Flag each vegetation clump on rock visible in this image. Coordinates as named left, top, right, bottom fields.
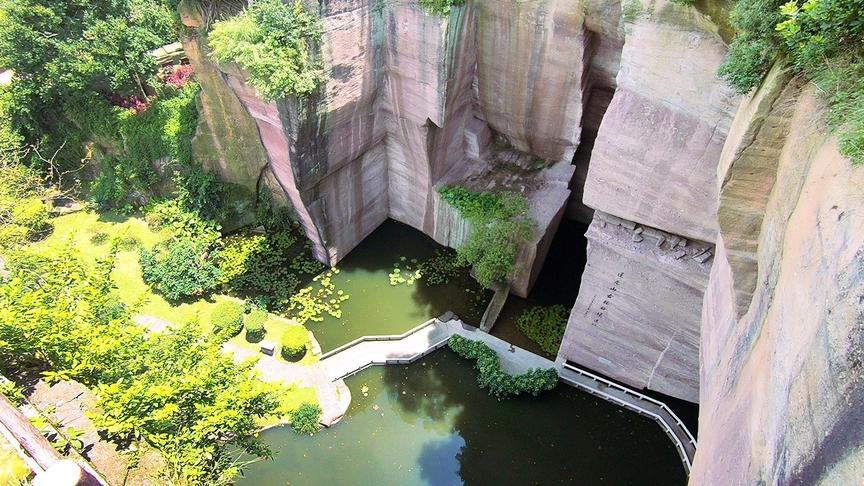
left=516, top=304, right=569, bottom=357
left=447, top=335, right=558, bottom=399
left=209, top=0, right=323, bottom=100
left=418, top=0, right=465, bottom=16
left=719, top=0, right=864, bottom=164
left=438, top=186, right=534, bottom=289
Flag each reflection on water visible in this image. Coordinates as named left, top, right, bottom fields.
left=308, top=220, right=491, bottom=352
left=237, top=350, right=687, bottom=485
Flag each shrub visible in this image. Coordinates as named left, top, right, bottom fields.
left=418, top=0, right=465, bottom=16
left=447, top=335, right=558, bottom=399
left=114, top=235, right=141, bottom=251
left=245, top=309, right=268, bottom=343
left=90, top=232, right=109, bottom=245
left=516, top=305, right=569, bottom=356
left=209, top=0, right=323, bottom=101
left=280, top=326, right=308, bottom=361
left=12, top=197, right=50, bottom=236
left=289, top=402, right=321, bottom=435
left=140, top=238, right=221, bottom=301
left=718, top=0, right=864, bottom=165
left=211, top=301, right=246, bottom=339
left=438, top=186, right=534, bottom=288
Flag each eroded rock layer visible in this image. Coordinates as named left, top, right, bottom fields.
left=693, top=79, right=864, bottom=484
left=558, top=0, right=736, bottom=402
left=583, top=0, right=739, bottom=243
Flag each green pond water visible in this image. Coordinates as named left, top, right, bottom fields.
left=236, top=349, right=687, bottom=485
left=307, top=220, right=491, bottom=352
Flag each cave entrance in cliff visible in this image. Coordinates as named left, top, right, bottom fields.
left=489, top=218, right=590, bottom=357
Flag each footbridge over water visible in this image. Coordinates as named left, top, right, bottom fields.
left=317, top=314, right=697, bottom=473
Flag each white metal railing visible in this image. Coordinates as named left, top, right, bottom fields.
left=320, top=318, right=439, bottom=360
left=333, top=336, right=452, bottom=381
left=561, top=362, right=696, bottom=473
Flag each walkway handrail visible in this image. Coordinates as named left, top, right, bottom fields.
left=320, top=318, right=438, bottom=360
left=331, top=334, right=452, bottom=381
left=561, top=362, right=696, bottom=473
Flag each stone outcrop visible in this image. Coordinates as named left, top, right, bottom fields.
left=559, top=211, right=711, bottom=402
left=583, top=0, right=739, bottom=243
left=692, top=77, right=864, bottom=483
left=558, top=0, right=736, bottom=402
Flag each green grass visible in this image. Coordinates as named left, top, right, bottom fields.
left=38, top=210, right=322, bottom=425
left=226, top=315, right=320, bottom=365
left=36, top=211, right=217, bottom=326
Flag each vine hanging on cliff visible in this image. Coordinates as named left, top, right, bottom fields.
left=438, top=186, right=533, bottom=289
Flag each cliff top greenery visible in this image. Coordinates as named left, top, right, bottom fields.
left=0, top=0, right=177, bottom=162
left=418, top=0, right=465, bottom=16
left=208, top=0, right=323, bottom=101
left=719, top=0, right=864, bottom=165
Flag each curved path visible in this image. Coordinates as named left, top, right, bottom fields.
left=317, top=314, right=697, bottom=473
left=220, top=311, right=696, bottom=472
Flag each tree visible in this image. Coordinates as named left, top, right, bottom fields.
left=0, top=246, right=288, bottom=485
left=0, top=0, right=177, bottom=157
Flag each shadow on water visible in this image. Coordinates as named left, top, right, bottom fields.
left=237, top=350, right=687, bottom=485
left=492, top=219, right=589, bottom=357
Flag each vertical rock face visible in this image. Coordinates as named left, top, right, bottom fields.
left=560, top=212, right=711, bottom=402
left=475, top=0, right=586, bottom=162
left=583, top=0, right=739, bottom=243
left=558, top=0, right=736, bottom=402
left=693, top=78, right=864, bottom=484
left=183, top=0, right=589, bottom=296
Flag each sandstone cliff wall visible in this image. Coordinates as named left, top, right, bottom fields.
left=558, top=0, right=736, bottom=402
left=692, top=74, right=864, bottom=484
left=182, top=0, right=587, bottom=296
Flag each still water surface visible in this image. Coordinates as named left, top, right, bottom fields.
left=237, top=350, right=687, bottom=485
left=308, top=220, right=490, bottom=352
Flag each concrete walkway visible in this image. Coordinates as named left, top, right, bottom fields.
left=320, top=316, right=555, bottom=381
left=223, top=343, right=350, bottom=427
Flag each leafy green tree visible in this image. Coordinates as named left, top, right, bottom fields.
left=718, top=0, right=864, bottom=164
left=94, top=321, right=283, bottom=485
left=0, top=0, right=177, bottom=146
left=438, top=186, right=534, bottom=288
left=208, top=0, right=323, bottom=100
left=0, top=246, right=290, bottom=485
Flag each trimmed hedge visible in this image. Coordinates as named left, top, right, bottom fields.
left=290, top=402, right=322, bottom=435
left=244, top=309, right=268, bottom=343
left=280, top=326, right=308, bottom=361
left=447, top=335, right=558, bottom=399
left=211, top=301, right=245, bottom=340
